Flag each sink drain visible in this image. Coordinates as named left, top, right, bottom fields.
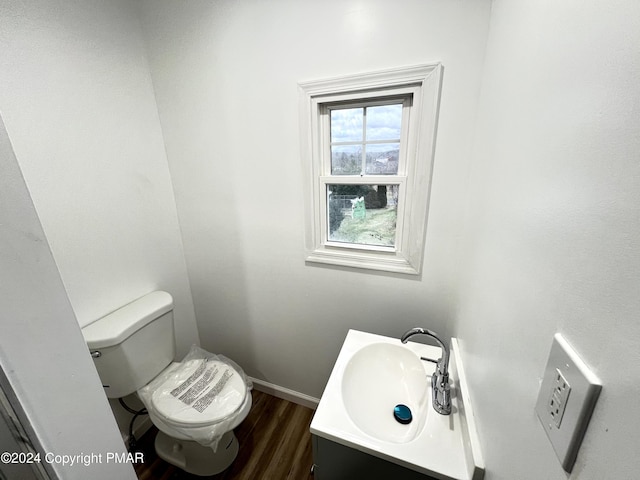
left=393, top=404, right=412, bottom=424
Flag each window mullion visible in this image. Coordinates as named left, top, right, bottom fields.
left=320, top=175, right=405, bottom=185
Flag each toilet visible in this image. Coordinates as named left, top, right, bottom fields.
left=81, top=291, right=252, bottom=476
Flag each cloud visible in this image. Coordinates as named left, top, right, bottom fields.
left=330, top=104, right=402, bottom=143
left=331, top=108, right=363, bottom=142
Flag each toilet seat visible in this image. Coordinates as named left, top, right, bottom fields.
left=150, top=359, right=248, bottom=429
left=137, top=347, right=253, bottom=452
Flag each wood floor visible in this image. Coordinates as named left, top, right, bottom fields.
left=134, top=390, right=315, bottom=480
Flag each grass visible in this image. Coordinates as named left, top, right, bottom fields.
left=330, top=206, right=397, bottom=246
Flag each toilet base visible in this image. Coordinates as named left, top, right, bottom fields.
left=154, top=429, right=239, bottom=476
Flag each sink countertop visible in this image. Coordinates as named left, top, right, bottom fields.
left=310, top=329, right=484, bottom=480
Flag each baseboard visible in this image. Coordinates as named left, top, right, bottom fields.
left=249, top=377, right=319, bottom=410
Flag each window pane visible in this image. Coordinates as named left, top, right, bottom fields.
left=366, top=104, right=402, bottom=141
left=327, top=184, right=398, bottom=247
left=365, top=143, right=399, bottom=175
left=331, top=108, right=363, bottom=143
left=331, top=145, right=362, bottom=175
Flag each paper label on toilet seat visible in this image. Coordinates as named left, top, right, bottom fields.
left=167, top=359, right=236, bottom=414
left=169, top=359, right=208, bottom=397
left=141, top=347, right=251, bottom=429
left=176, top=365, right=219, bottom=405
left=192, top=369, right=233, bottom=413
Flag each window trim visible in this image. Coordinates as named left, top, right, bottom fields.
left=299, top=64, right=443, bottom=275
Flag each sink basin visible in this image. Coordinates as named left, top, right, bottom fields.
left=341, top=342, right=429, bottom=443
left=311, top=330, right=485, bottom=479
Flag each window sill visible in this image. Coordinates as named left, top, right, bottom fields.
left=304, top=247, right=420, bottom=275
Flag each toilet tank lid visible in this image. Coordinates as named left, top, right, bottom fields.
left=82, top=291, right=173, bottom=349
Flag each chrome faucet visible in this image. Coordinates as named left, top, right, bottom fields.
left=401, top=327, right=451, bottom=415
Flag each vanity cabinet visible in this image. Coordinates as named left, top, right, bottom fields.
left=312, top=435, right=438, bottom=480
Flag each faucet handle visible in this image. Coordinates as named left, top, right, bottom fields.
left=420, top=356, right=439, bottom=364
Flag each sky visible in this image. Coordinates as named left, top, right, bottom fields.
left=330, top=104, right=402, bottom=144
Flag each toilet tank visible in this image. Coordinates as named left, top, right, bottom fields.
left=81, top=291, right=176, bottom=398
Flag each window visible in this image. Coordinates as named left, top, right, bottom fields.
left=299, top=64, right=443, bottom=275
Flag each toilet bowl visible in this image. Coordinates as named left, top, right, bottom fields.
left=137, top=354, right=253, bottom=475
left=81, top=291, right=252, bottom=476
left=138, top=355, right=253, bottom=475
left=143, top=367, right=252, bottom=476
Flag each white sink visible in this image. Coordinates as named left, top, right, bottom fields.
left=310, top=329, right=485, bottom=480
left=341, top=342, right=429, bottom=443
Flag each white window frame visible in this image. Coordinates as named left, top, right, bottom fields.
left=298, top=64, right=443, bottom=275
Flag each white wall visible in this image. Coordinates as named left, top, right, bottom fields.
left=0, top=0, right=201, bottom=444
left=6, top=1, right=636, bottom=477
left=137, top=0, right=492, bottom=398
left=454, top=1, right=640, bottom=478
left=0, top=0, right=199, bottom=356
left=0, top=115, right=136, bottom=480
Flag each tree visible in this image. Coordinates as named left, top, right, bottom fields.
left=328, top=195, right=344, bottom=234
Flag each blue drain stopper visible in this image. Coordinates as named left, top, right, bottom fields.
left=393, top=404, right=413, bottom=424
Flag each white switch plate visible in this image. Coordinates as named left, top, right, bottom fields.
left=535, top=333, right=601, bottom=472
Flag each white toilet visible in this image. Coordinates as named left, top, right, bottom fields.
left=81, top=291, right=252, bottom=476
